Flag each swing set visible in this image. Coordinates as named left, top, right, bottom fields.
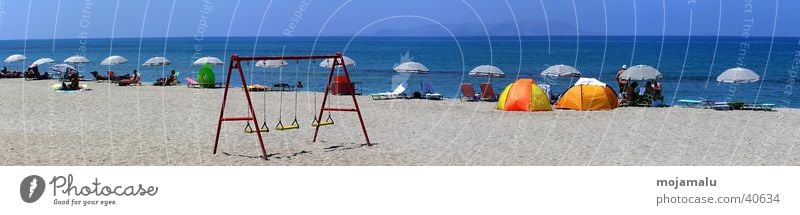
left=212, top=52, right=371, bottom=160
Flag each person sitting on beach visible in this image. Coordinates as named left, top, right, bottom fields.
left=616, top=65, right=628, bottom=94
left=296, top=80, right=303, bottom=89
left=25, top=67, right=49, bottom=80
left=118, top=70, right=141, bottom=86
left=625, top=82, right=638, bottom=102
left=651, top=80, right=663, bottom=101
left=61, top=71, right=80, bottom=90
left=155, top=70, right=178, bottom=86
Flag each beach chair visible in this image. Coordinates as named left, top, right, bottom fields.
left=370, top=82, right=407, bottom=100
left=743, top=103, right=775, bottom=111
left=91, top=71, right=109, bottom=82
left=185, top=77, right=199, bottom=88
left=421, top=80, right=443, bottom=100
left=107, top=71, right=126, bottom=83
left=677, top=99, right=702, bottom=108
left=479, top=83, right=496, bottom=101
left=712, top=102, right=732, bottom=111
left=459, top=83, right=480, bottom=102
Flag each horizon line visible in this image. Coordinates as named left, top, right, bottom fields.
left=1, top=34, right=798, bottom=41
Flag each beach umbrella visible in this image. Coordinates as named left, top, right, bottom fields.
left=394, top=61, right=430, bottom=74
left=142, top=56, right=171, bottom=66
left=717, top=67, right=760, bottom=101
left=101, top=55, right=128, bottom=65
left=619, top=65, right=662, bottom=80
left=469, top=65, right=505, bottom=78
left=716, top=67, right=759, bottom=84
left=193, top=56, right=224, bottom=65
left=50, top=64, right=78, bottom=80
left=255, top=60, right=288, bottom=68
left=64, top=55, right=90, bottom=64
left=541, top=64, right=581, bottom=77
left=320, top=56, right=355, bottom=68
left=29, top=58, right=55, bottom=67
left=4, top=54, right=27, bottom=63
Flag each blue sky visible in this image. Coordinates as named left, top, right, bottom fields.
left=0, top=0, right=797, bottom=40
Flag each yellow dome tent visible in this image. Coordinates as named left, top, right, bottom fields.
left=555, top=78, right=618, bottom=111
left=496, top=78, right=552, bottom=111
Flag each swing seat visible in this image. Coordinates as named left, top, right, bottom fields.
left=275, top=120, right=300, bottom=131
left=312, top=121, right=334, bottom=127
left=276, top=124, right=300, bottom=130
left=243, top=128, right=268, bottom=133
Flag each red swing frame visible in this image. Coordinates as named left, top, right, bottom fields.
left=212, top=52, right=371, bottom=160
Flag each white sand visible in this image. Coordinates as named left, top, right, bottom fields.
left=1, top=78, right=798, bottom=166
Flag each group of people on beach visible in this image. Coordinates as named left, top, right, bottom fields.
left=0, top=67, right=24, bottom=78
left=88, top=69, right=178, bottom=87
left=615, top=65, right=663, bottom=106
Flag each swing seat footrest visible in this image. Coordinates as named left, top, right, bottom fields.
left=222, top=116, right=254, bottom=121
left=322, top=108, right=357, bottom=112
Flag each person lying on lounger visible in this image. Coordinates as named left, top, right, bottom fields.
left=154, top=70, right=178, bottom=86
left=118, top=70, right=141, bottom=86
left=0, top=67, right=22, bottom=78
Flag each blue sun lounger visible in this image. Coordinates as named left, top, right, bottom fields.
left=677, top=99, right=702, bottom=108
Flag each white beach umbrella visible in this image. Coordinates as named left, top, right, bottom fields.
left=716, top=67, right=759, bottom=84
left=101, top=55, right=128, bottom=66
left=469, top=65, right=505, bottom=78
left=717, top=67, right=760, bottom=101
left=63, top=55, right=90, bottom=64
left=541, top=64, right=581, bottom=77
left=4, top=54, right=27, bottom=63
left=30, top=58, right=55, bottom=67
left=394, top=61, right=430, bottom=74
left=50, top=64, right=78, bottom=80
left=142, top=56, right=171, bottom=66
left=320, top=56, right=355, bottom=68
left=193, top=56, right=224, bottom=65
left=620, top=65, right=662, bottom=80
left=573, top=77, right=607, bottom=87
left=255, top=60, right=288, bottom=68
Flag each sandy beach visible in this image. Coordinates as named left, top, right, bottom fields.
left=0, top=78, right=797, bottom=166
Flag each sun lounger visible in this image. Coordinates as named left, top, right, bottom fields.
left=421, top=80, right=443, bottom=100
left=677, top=99, right=702, bottom=108
left=185, top=77, right=200, bottom=88
left=479, top=83, right=496, bottom=101
left=91, top=71, right=109, bottom=82
left=370, top=82, right=407, bottom=100
left=185, top=77, right=222, bottom=88
left=460, top=83, right=480, bottom=102
left=742, top=103, right=775, bottom=111
left=712, top=102, right=732, bottom=111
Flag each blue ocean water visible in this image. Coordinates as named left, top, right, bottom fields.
left=1, top=36, right=798, bottom=107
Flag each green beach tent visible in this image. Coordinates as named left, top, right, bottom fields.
left=197, top=63, right=215, bottom=88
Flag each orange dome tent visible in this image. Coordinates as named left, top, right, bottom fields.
left=555, top=78, right=618, bottom=111
left=496, top=78, right=552, bottom=111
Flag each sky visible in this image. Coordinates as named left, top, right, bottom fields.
left=0, top=0, right=797, bottom=40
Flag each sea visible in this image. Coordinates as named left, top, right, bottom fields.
left=1, top=36, right=798, bottom=107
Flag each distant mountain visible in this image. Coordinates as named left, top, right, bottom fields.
left=368, top=21, right=585, bottom=36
